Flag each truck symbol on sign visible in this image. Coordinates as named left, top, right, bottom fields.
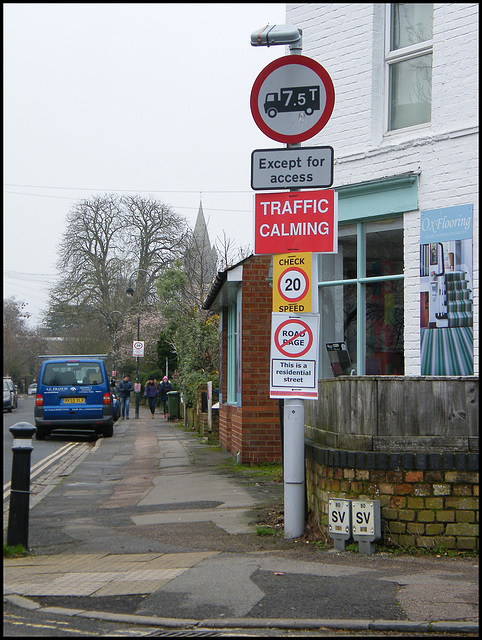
left=264, top=86, right=320, bottom=118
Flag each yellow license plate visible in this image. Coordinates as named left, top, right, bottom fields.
left=64, top=398, right=85, bottom=404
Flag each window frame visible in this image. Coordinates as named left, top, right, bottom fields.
left=318, top=217, right=405, bottom=376
left=385, top=3, right=433, bottom=133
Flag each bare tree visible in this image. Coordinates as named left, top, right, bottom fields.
left=44, top=193, right=190, bottom=380
left=61, top=321, right=111, bottom=355
left=47, top=194, right=189, bottom=326
left=215, top=230, right=252, bottom=270
left=50, top=194, right=124, bottom=319
left=120, top=194, right=190, bottom=305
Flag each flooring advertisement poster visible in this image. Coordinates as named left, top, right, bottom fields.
left=420, top=204, right=473, bottom=375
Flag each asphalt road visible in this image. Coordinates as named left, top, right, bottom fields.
left=3, top=395, right=97, bottom=490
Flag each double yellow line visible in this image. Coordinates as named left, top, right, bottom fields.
left=3, top=443, right=80, bottom=500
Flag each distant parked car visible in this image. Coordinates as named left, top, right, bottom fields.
left=28, top=383, right=37, bottom=395
left=3, top=379, right=15, bottom=412
left=3, top=377, right=18, bottom=410
left=112, top=390, right=121, bottom=421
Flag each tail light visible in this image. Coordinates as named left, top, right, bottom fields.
left=36, top=394, right=43, bottom=406
left=103, top=393, right=111, bottom=405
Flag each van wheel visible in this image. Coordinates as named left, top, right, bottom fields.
left=103, top=423, right=114, bottom=437
left=35, top=427, right=46, bottom=440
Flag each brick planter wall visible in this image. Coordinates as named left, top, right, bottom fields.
left=306, top=444, right=479, bottom=550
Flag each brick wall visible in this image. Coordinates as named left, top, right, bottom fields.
left=306, top=445, right=479, bottom=550
left=217, top=256, right=282, bottom=464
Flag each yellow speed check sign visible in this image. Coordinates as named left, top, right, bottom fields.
left=272, top=252, right=312, bottom=313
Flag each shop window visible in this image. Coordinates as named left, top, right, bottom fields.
left=386, top=3, right=433, bottom=131
left=318, top=218, right=404, bottom=376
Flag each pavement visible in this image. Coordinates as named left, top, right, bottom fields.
left=3, top=408, right=479, bottom=635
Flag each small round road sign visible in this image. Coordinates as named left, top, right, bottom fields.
left=251, top=55, right=335, bottom=144
left=274, top=318, right=313, bottom=358
left=278, top=267, right=309, bottom=304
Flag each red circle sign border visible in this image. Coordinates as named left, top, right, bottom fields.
left=274, top=318, right=313, bottom=358
left=250, top=55, right=335, bottom=144
left=277, top=266, right=309, bottom=303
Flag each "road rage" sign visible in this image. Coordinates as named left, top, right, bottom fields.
left=270, top=313, right=319, bottom=399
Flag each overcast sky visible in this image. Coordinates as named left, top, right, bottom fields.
left=4, top=3, right=287, bottom=327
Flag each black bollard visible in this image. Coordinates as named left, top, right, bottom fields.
left=7, top=422, right=36, bottom=549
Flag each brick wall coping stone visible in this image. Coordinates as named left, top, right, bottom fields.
left=306, top=442, right=479, bottom=472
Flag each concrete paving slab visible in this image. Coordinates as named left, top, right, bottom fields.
left=132, top=507, right=258, bottom=534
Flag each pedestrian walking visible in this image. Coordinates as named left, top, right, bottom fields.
left=118, top=374, right=134, bottom=419
left=154, top=379, right=160, bottom=408
left=144, top=375, right=160, bottom=419
left=158, top=375, right=172, bottom=418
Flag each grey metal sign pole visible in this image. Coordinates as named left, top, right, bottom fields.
left=284, top=31, right=306, bottom=539
left=251, top=24, right=306, bottom=538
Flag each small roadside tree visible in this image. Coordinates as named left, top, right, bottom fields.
left=3, top=298, right=48, bottom=388
left=156, top=262, right=218, bottom=408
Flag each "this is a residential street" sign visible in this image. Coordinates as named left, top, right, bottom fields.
left=270, top=313, right=319, bottom=399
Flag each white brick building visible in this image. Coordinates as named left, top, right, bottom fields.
left=285, top=3, right=478, bottom=377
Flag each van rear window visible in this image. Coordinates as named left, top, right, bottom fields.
left=42, top=363, right=104, bottom=386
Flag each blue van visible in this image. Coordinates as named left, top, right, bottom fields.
left=34, top=355, right=117, bottom=440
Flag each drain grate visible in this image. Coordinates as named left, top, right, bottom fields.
left=146, top=630, right=220, bottom=638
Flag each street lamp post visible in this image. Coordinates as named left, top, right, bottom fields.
left=126, top=269, right=151, bottom=419
left=107, top=311, right=123, bottom=381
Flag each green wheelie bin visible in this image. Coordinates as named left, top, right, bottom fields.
left=167, top=390, right=180, bottom=420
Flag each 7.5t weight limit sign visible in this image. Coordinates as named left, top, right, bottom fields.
left=251, top=55, right=335, bottom=144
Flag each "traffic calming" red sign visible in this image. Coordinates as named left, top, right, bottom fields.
left=254, top=189, right=338, bottom=255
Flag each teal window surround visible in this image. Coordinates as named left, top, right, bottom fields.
left=226, top=302, right=237, bottom=404
left=317, top=173, right=418, bottom=374
left=336, top=172, right=419, bottom=222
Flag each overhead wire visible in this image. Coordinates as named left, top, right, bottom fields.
left=4, top=183, right=253, bottom=212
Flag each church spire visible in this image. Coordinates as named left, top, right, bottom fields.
left=185, top=199, right=218, bottom=288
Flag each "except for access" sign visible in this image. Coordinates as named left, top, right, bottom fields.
left=254, top=189, right=338, bottom=255
left=270, top=313, right=319, bottom=399
left=251, top=147, right=334, bottom=191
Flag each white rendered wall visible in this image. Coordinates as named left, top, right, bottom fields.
left=286, top=3, right=479, bottom=375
